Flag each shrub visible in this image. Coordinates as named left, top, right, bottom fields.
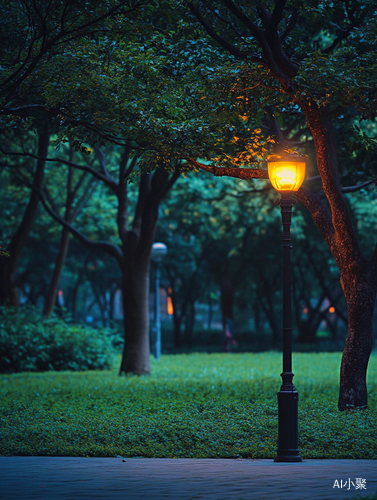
left=0, top=306, right=115, bottom=373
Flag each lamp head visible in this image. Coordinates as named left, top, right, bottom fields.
left=151, top=242, right=168, bottom=262
left=267, top=153, right=306, bottom=192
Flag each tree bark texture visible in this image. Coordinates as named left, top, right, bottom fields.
left=338, top=267, right=377, bottom=410
left=119, top=257, right=152, bottom=374
left=118, top=167, right=178, bottom=374
left=0, top=131, right=50, bottom=307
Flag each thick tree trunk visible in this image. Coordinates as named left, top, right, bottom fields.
left=297, top=103, right=377, bottom=409
left=119, top=257, right=151, bottom=375
left=338, top=267, right=377, bottom=410
left=0, top=132, right=50, bottom=307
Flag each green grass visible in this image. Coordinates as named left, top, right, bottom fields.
left=0, top=352, right=376, bottom=459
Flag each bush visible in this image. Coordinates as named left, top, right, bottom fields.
left=0, top=306, right=115, bottom=373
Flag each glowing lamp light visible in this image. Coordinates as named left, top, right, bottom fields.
left=329, top=306, right=335, bottom=313
left=267, top=153, right=306, bottom=192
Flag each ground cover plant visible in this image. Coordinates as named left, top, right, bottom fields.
left=0, top=352, right=376, bottom=459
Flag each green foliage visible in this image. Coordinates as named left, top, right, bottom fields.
left=0, top=306, right=115, bottom=373
left=0, top=352, right=376, bottom=458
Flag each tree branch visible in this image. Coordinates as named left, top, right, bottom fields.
left=0, top=146, right=118, bottom=192
left=94, top=147, right=117, bottom=185
left=38, top=189, right=123, bottom=265
left=187, top=159, right=269, bottom=180
left=269, top=0, right=288, bottom=32
left=188, top=2, right=264, bottom=63
left=341, top=178, right=377, bottom=194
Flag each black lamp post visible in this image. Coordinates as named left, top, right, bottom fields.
left=151, top=242, right=168, bottom=360
left=267, top=153, right=306, bottom=462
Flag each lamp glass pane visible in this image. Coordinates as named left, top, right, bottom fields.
left=268, top=161, right=306, bottom=191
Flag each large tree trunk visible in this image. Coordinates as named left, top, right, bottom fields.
left=0, top=132, right=50, bottom=307
left=299, top=103, right=377, bottom=410
left=338, top=267, right=377, bottom=410
left=119, top=255, right=151, bottom=375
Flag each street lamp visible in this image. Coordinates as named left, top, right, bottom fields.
left=267, top=152, right=306, bottom=462
left=151, top=242, right=168, bottom=360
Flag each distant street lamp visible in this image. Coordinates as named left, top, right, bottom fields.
left=151, top=242, right=168, bottom=360
left=267, top=153, right=306, bottom=462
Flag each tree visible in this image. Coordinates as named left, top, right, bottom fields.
left=0, top=0, right=146, bottom=307
left=178, top=1, right=377, bottom=410
left=38, top=147, right=180, bottom=374
left=0, top=0, right=145, bottom=118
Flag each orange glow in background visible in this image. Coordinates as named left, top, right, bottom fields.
left=167, top=297, right=173, bottom=315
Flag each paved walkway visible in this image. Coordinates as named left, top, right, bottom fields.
left=0, top=457, right=376, bottom=500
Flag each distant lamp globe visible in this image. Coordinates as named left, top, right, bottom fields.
left=267, top=153, right=306, bottom=192
left=151, top=242, right=168, bottom=262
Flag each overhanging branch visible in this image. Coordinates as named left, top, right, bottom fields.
left=187, top=159, right=269, bottom=180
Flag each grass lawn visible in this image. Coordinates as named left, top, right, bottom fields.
left=0, top=351, right=376, bottom=459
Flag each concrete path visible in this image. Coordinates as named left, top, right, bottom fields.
left=0, top=457, right=376, bottom=500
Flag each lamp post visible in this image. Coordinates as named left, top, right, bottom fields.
left=151, top=242, right=168, bottom=360
left=267, top=153, right=306, bottom=463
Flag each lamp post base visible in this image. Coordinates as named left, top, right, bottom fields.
left=274, top=387, right=302, bottom=462
left=274, top=453, right=302, bottom=462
